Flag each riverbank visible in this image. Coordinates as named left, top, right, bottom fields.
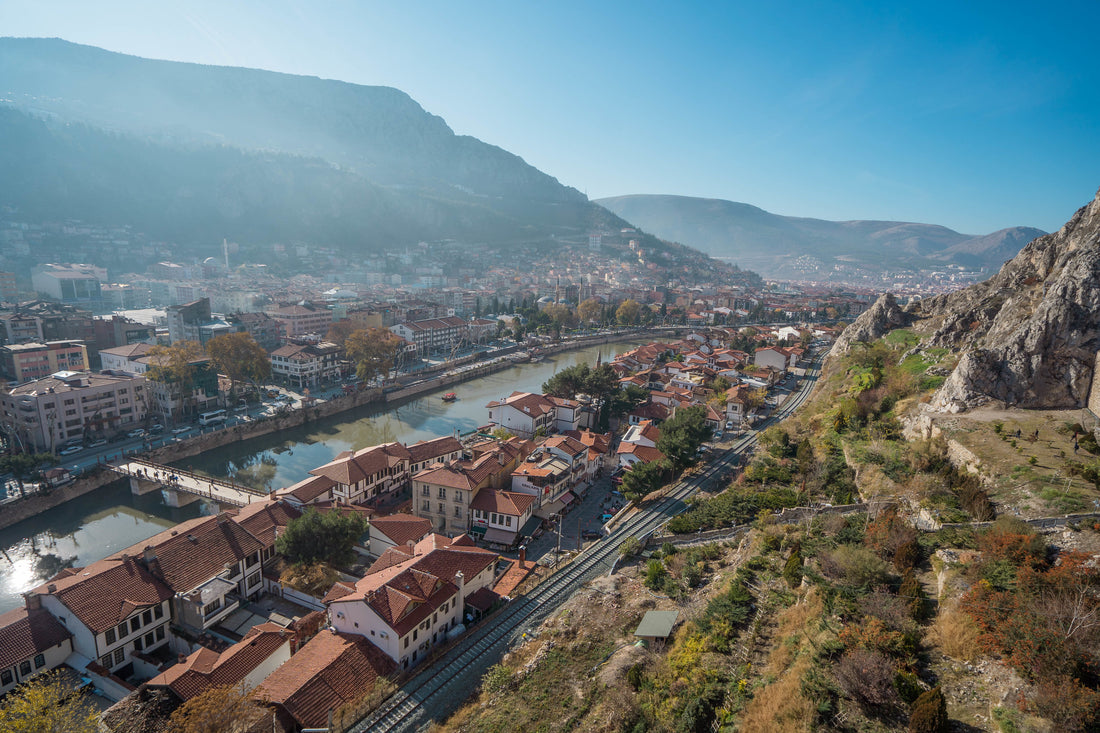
left=0, top=330, right=671, bottom=532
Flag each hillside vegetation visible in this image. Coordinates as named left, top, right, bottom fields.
left=439, top=330, right=1100, bottom=732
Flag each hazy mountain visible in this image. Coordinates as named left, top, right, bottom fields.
left=596, top=194, right=1045, bottom=277
left=0, top=37, right=662, bottom=257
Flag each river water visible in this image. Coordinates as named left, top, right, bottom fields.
left=0, top=340, right=644, bottom=613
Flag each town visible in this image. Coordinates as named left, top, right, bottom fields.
left=0, top=242, right=835, bottom=729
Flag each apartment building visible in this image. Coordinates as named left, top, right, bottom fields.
left=0, top=341, right=89, bottom=382
left=0, top=370, right=148, bottom=451
left=388, top=316, right=467, bottom=357
left=269, top=341, right=343, bottom=389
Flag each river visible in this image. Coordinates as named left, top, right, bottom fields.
left=0, top=340, right=644, bottom=613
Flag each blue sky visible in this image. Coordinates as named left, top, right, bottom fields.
left=2, top=0, right=1097, bottom=233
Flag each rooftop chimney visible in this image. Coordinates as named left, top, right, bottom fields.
left=47, top=584, right=57, bottom=594
left=143, top=545, right=157, bottom=564
left=23, top=592, right=41, bottom=611
left=518, top=547, right=526, bottom=566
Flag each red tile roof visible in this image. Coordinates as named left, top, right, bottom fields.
left=406, top=436, right=463, bottom=464
left=233, top=499, right=302, bottom=547
left=32, top=556, right=173, bottom=634
left=0, top=606, right=72, bottom=671
left=149, top=622, right=291, bottom=701
left=469, top=489, right=536, bottom=516
left=310, top=443, right=411, bottom=486
left=258, top=631, right=395, bottom=730
left=369, top=514, right=432, bottom=546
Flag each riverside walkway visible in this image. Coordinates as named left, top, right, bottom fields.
left=107, top=458, right=267, bottom=507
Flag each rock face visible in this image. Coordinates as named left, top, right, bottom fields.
left=834, top=293, right=911, bottom=355
left=913, top=188, right=1100, bottom=412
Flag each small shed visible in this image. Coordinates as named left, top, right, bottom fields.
left=634, top=610, right=679, bottom=646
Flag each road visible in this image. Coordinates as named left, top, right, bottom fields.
left=351, top=346, right=830, bottom=733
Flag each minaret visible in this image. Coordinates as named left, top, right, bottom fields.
left=223, top=238, right=230, bottom=276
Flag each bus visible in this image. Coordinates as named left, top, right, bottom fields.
left=198, top=409, right=227, bottom=426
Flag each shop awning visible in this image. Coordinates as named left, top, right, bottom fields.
left=561, top=492, right=576, bottom=506
left=483, top=527, right=518, bottom=546
left=520, top=516, right=542, bottom=537
left=535, top=498, right=566, bottom=519
left=468, top=525, right=487, bottom=536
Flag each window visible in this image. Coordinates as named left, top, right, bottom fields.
left=154, top=604, right=164, bottom=620
left=131, top=617, right=140, bottom=633
left=106, top=628, right=116, bottom=645
left=145, top=632, right=154, bottom=647
left=413, top=629, right=418, bottom=641
left=155, top=626, right=165, bottom=641
left=421, top=486, right=429, bottom=496
left=19, top=661, right=31, bottom=677
left=421, top=500, right=430, bottom=512
left=114, top=649, right=124, bottom=665
left=117, top=622, right=127, bottom=639
left=133, top=637, right=142, bottom=652
left=1, top=669, right=12, bottom=686
left=404, top=637, right=409, bottom=649
left=142, top=609, right=152, bottom=625
left=96, top=658, right=110, bottom=673
left=437, top=487, right=447, bottom=499
left=34, top=654, right=44, bottom=669
left=506, top=516, right=513, bottom=527
left=454, top=506, right=462, bottom=518
left=203, top=599, right=222, bottom=616
left=437, top=503, right=444, bottom=514
left=247, top=572, right=260, bottom=587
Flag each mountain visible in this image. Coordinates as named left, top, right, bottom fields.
left=595, top=193, right=1045, bottom=277
left=0, top=37, right=675, bottom=259
left=839, top=187, right=1100, bottom=412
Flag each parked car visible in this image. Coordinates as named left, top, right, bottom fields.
left=582, top=530, right=602, bottom=540
left=59, top=445, right=82, bottom=456
left=171, top=426, right=191, bottom=434
left=725, top=421, right=734, bottom=430
left=88, top=438, right=107, bottom=448
left=600, top=514, right=614, bottom=523
left=149, top=424, right=164, bottom=433
left=127, top=428, right=146, bottom=439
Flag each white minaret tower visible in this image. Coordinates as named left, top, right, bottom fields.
left=223, top=238, right=230, bottom=276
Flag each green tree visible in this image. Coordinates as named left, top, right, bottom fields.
left=909, top=687, right=948, bottom=733
left=615, top=299, right=642, bottom=325
left=0, top=453, right=58, bottom=497
left=0, top=669, right=99, bottom=733
left=542, top=363, right=591, bottom=398
left=621, top=460, right=665, bottom=501
left=657, top=405, right=712, bottom=470
left=275, top=508, right=369, bottom=566
left=345, top=327, right=404, bottom=383
left=205, top=332, right=270, bottom=400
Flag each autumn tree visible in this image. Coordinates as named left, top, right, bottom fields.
left=0, top=670, right=99, bottom=733
left=325, top=318, right=359, bottom=347
left=206, top=332, right=270, bottom=400
left=344, top=327, right=405, bottom=383
left=615, top=299, right=642, bottom=326
left=577, top=298, right=602, bottom=325
left=146, top=341, right=204, bottom=416
left=167, top=683, right=268, bottom=733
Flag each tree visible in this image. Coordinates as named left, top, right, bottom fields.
left=0, top=453, right=57, bottom=497
left=621, top=460, right=665, bottom=501
left=345, top=327, right=404, bottom=383
left=325, top=319, right=359, bottom=347
left=206, top=332, right=270, bottom=400
left=577, top=298, right=601, bottom=325
left=909, top=687, right=948, bottom=733
left=275, top=508, right=369, bottom=566
left=615, top=299, right=642, bottom=326
left=542, top=363, right=591, bottom=398
left=657, top=405, right=711, bottom=470
left=146, top=341, right=204, bottom=417
left=0, top=669, right=99, bottom=733
left=167, top=683, right=268, bottom=733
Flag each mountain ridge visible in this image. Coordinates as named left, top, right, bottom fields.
left=596, top=193, right=1046, bottom=276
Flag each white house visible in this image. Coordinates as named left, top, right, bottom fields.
left=0, top=605, right=74, bottom=695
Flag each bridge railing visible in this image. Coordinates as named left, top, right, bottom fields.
left=110, top=458, right=266, bottom=498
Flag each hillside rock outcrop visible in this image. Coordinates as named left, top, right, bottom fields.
left=834, top=293, right=911, bottom=355
left=912, top=188, right=1100, bottom=412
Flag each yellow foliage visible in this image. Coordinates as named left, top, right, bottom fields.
left=928, top=607, right=982, bottom=662
left=0, top=670, right=99, bottom=733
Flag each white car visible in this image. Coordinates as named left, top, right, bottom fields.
left=127, top=428, right=147, bottom=439
left=171, top=426, right=191, bottom=434
left=59, top=445, right=82, bottom=456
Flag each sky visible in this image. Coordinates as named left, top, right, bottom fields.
left=2, top=0, right=1098, bottom=234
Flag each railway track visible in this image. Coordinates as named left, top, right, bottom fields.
left=352, top=349, right=830, bottom=732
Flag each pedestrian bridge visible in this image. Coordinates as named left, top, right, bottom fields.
left=107, top=459, right=267, bottom=508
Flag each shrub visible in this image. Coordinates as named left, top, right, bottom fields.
left=894, top=670, right=923, bottom=704
left=899, top=570, right=932, bottom=622
left=481, top=664, right=513, bottom=695
left=783, top=544, right=803, bottom=589
left=834, top=649, right=897, bottom=707
left=645, top=560, right=668, bottom=591
left=821, top=545, right=893, bottom=590
left=619, top=536, right=642, bottom=558
left=909, top=687, right=948, bottom=733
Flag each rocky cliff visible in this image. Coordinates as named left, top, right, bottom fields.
left=912, top=187, right=1100, bottom=412
left=833, top=293, right=911, bottom=355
